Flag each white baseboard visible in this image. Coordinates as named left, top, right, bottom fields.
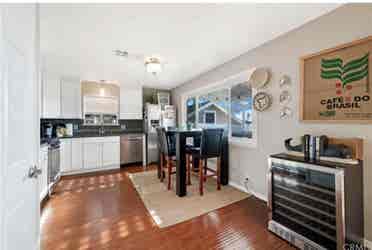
left=365, top=239, right=372, bottom=249
left=39, top=188, right=48, bottom=203
left=253, top=191, right=267, bottom=202
left=35, top=233, right=40, bottom=250
left=229, top=181, right=246, bottom=193
left=229, top=181, right=267, bottom=202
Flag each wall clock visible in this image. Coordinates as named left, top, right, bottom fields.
left=253, top=92, right=272, bottom=111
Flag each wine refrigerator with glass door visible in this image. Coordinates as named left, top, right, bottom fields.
left=268, top=154, right=364, bottom=250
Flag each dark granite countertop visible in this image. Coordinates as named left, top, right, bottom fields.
left=58, top=130, right=144, bottom=139
left=270, top=153, right=361, bottom=169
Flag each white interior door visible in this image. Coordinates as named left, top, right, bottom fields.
left=0, top=4, right=40, bottom=250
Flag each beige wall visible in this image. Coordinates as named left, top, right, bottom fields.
left=172, top=4, right=372, bottom=241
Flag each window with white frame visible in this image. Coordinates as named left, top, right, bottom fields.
left=230, top=83, right=253, bottom=139
left=184, top=74, right=255, bottom=143
left=204, top=111, right=216, bottom=124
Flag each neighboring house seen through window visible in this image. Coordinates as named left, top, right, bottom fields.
left=198, top=88, right=229, bottom=129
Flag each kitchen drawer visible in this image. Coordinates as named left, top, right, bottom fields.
left=83, top=136, right=120, bottom=144
left=102, top=136, right=120, bottom=143
left=83, top=137, right=105, bottom=143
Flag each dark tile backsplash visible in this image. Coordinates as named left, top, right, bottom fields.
left=41, top=118, right=143, bottom=137
left=41, top=118, right=83, bottom=126
left=119, top=119, right=143, bottom=130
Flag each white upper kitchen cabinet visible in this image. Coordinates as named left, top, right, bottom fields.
left=42, top=71, right=60, bottom=118
left=42, top=72, right=82, bottom=119
left=60, top=77, right=82, bottom=119
left=120, top=85, right=143, bottom=119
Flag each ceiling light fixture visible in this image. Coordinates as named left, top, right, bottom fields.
left=145, top=57, right=162, bottom=75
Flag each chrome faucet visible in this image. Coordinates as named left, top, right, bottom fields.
left=99, top=126, right=105, bottom=135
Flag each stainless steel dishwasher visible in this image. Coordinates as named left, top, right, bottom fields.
left=120, top=134, right=143, bottom=165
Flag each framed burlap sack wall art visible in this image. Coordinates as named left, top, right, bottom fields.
left=300, top=36, right=372, bottom=123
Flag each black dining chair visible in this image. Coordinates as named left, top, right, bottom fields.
left=156, top=127, right=165, bottom=179
left=185, top=135, right=201, bottom=184
left=186, top=128, right=224, bottom=195
left=158, top=128, right=177, bottom=190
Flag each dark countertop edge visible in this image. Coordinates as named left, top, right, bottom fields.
left=270, top=153, right=361, bottom=169
left=56, top=131, right=144, bottom=139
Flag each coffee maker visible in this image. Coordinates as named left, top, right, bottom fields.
left=41, top=123, right=54, bottom=139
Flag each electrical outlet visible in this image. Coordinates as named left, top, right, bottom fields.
left=243, top=177, right=251, bottom=193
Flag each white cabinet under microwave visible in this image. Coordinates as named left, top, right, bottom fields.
left=83, top=96, right=119, bottom=125
left=83, top=96, right=119, bottom=114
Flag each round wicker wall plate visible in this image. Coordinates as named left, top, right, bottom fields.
left=249, top=68, right=270, bottom=89
left=253, top=92, right=272, bottom=111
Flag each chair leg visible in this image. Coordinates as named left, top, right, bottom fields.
left=190, top=155, right=196, bottom=172
left=186, top=154, right=191, bottom=185
left=204, top=159, right=207, bottom=182
left=160, top=153, right=164, bottom=182
left=199, top=159, right=204, bottom=196
left=217, top=157, right=221, bottom=190
left=167, top=157, right=172, bottom=190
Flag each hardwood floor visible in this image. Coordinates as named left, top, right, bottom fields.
left=40, top=165, right=295, bottom=250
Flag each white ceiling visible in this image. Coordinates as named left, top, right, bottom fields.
left=40, top=3, right=340, bottom=89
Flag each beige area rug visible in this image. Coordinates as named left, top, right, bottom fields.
left=128, top=170, right=250, bottom=228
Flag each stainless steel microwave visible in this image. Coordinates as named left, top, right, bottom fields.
left=84, top=113, right=118, bottom=126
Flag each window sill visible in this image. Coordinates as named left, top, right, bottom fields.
left=229, top=137, right=257, bottom=148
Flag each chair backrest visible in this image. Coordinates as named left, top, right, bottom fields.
left=160, top=128, right=176, bottom=156
left=156, top=127, right=164, bottom=153
left=200, top=128, right=224, bottom=158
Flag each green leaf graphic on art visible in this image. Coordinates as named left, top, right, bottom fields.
left=320, top=53, right=369, bottom=89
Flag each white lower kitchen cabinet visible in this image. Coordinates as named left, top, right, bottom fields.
left=102, top=141, right=120, bottom=168
left=83, top=136, right=120, bottom=170
left=39, top=146, right=49, bottom=202
left=71, top=138, right=83, bottom=171
left=60, top=139, right=72, bottom=173
left=83, top=140, right=101, bottom=169
left=60, top=138, right=83, bottom=174
left=60, top=136, right=120, bottom=176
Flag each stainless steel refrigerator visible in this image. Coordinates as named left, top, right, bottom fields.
left=144, top=103, right=176, bottom=165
